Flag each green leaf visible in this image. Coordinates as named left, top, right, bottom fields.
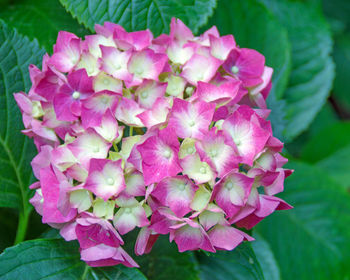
left=317, top=144, right=350, bottom=189
left=300, top=122, right=350, bottom=163
left=0, top=20, right=44, bottom=210
left=0, top=238, right=147, bottom=280
left=196, top=243, right=265, bottom=280
left=285, top=103, right=339, bottom=158
left=299, top=121, right=350, bottom=189
left=251, top=233, right=281, bottom=280
left=257, top=160, right=350, bottom=280
left=135, top=235, right=200, bottom=280
left=58, top=0, right=216, bottom=36
left=0, top=208, right=18, bottom=252
left=322, top=0, right=350, bottom=30
left=260, top=0, right=335, bottom=141
left=332, top=33, right=350, bottom=114
left=0, top=0, right=89, bottom=52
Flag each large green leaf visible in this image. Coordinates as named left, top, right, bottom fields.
left=285, top=103, right=339, bottom=158
left=0, top=20, right=44, bottom=211
left=196, top=243, right=264, bottom=280
left=128, top=235, right=200, bottom=280
left=0, top=0, right=89, bottom=52
left=58, top=0, right=216, bottom=36
left=317, top=144, right=350, bottom=189
left=0, top=238, right=147, bottom=279
left=300, top=122, right=350, bottom=163
left=332, top=33, right=350, bottom=114
left=251, top=233, right=280, bottom=280
left=260, top=0, right=335, bottom=141
left=300, top=121, right=350, bottom=189
left=257, top=160, right=350, bottom=280
left=322, top=0, right=350, bottom=30
left=0, top=208, right=18, bottom=252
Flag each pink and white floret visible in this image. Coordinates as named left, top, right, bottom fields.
left=15, top=18, right=293, bottom=267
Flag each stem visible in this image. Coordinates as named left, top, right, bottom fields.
left=81, top=265, right=90, bottom=279
left=113, top=141, right=118, bottom=152
left=209, top=121, right=214, bottom=130
left=129, top=126, right=134, bottom=136
left=14, top=210, right=30, bottom=244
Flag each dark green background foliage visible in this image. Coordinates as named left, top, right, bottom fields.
left=0, top=0, right=349, bottom=279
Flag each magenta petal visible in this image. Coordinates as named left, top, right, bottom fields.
left=135, top=227, right=159, bottom=255
left=137, top=127, right=182, bottom=185
left=212, top=171, right=254, bottom=218
left=40, top=166, right=76, bottom=223
left=173, top=223, right=215, bottom=253
left=84, top=159, right=126, bottom=200
left=152, top=176, right=198, bottom=217
left=208, top=225, right=245, bottom=250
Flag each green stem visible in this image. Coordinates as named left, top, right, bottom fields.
left=14, top=210, right=30, bottom=244
left=113, top=141, right=118, bottom=152
left=129, top=126, right=134, bottom=136
left=81, top=265, right=90, bottom=279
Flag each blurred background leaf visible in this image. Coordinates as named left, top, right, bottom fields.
left=0, top=20, right=45, bottom=243
left=299, top=122, right=350, bottom=189
left=0, top=0, right=89, bottom=52
left=196, top=243, right=265, bottom=280
left=260, top=0, right=335, bottom=141
left=0, top=238, right=147, bottom=279
left=256, top=160, right=350, bottom=280
left=251, top=233, right=281, bottom=280
left=133, top=235, right=200, bottom=280
left=0, top=0, right=350, bottom=279
left=332, top=33, right=350, bottom=117
left=59, top=0, right=216, bottom=37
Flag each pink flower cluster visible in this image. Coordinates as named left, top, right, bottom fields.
left=15, top=18, right=292, bottom=267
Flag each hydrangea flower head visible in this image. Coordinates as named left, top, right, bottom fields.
left=16, top=18, right=292, bottom=267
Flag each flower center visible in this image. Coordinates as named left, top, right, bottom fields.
left=124, top=207, right=132, bottom=214
left=135, top=68, right=143, bottom=75
left=141, top=91, right=148, bottom=99
left=200, top=166, right=207, bottom=174
left=163, top=149, right=172, bottom=159
left=178, top=183, right=186, bottom=191
left=234, top=138, right=241, bottom=146
left=226, top=181, right=233, bottom=190
left=188, top=120, right=195, bottom=127
left=72, top=91, right=80, bottom=99
left=209, top=149, right=218, bottom=158
left=187, top=147, right=194, bottom=154
left=197, top=73, right=204, bottom=81
left=103, top=78, right=110, bottom=85
left=101, top=96, right=109, bottom=104
left=231, top=66, right=239, bottom=74
left=107, top=177, right=114, bottom=185
left=93, top=146, right=100, bottom=153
